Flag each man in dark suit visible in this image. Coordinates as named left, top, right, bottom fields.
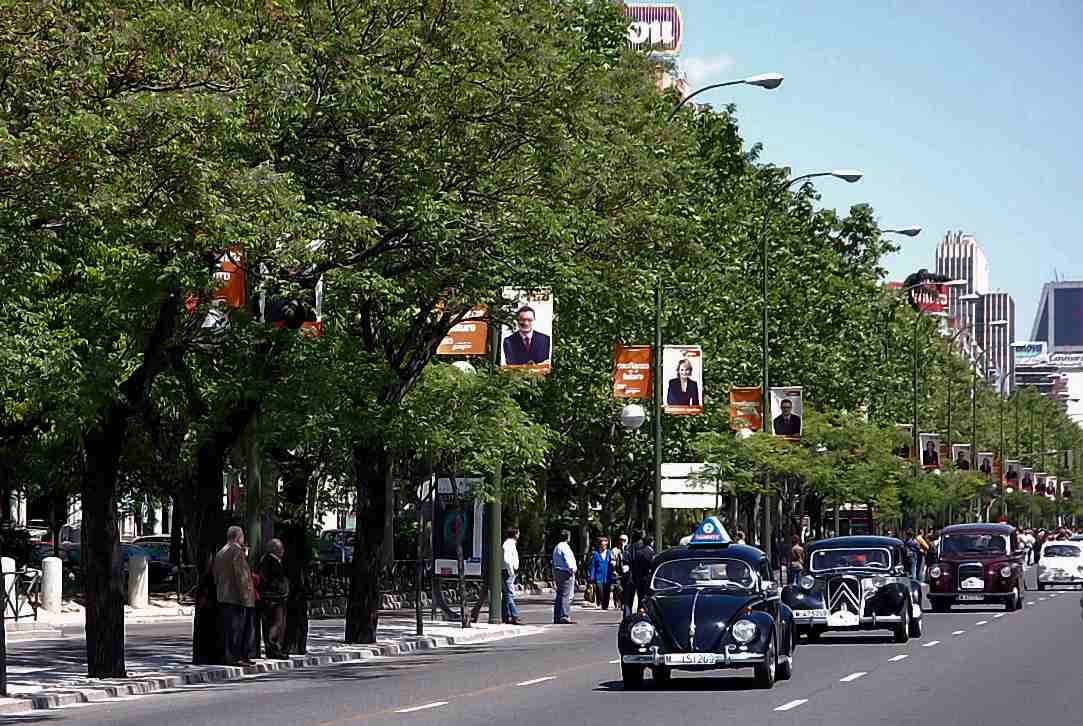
left=773, top=399, right=801, bottom=436
left=257, top=538, right=290, bottom=659
left=502, top=306, right=551, bottom=365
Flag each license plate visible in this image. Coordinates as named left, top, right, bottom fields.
left=664, top=653, right=720, bottom=665
left=957, top=594, right=984, bottom=601
left=793, top=609, right=828, bottom=619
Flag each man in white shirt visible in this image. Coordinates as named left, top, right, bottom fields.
left=552, top=529, right=577, bottom=624
left=502, top=527, right=522, bottom=624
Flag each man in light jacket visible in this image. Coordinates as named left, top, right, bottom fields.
left=552, top=530, right=577, bottom=624
left=214, top=526, right=256, bottom=666
left=502, top=527, right=522, bottom=625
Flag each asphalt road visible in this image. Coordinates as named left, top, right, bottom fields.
left=6, top=573, right=1082, bottom=726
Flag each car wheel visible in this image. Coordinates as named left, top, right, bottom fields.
left=652, top=666, right=671, bottom=688
left=1037, top=581, right=1045, bottom=591
left=621, top=664, right=644, bottom=690
left=777, top=634, right=794, bottom=681
left=929, top=598, right=949, bottom=613
left=805, top=626, right=824, bottom=641
left=893, top=604, right=910, bottom=643
left=908, top=609, right=923, bottom=638
left=1005, top=587, right=1019, bottom=612
left=755, top=638, right=776, bottom=689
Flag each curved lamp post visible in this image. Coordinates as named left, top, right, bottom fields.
left=651, top=74, right=784, bottom=550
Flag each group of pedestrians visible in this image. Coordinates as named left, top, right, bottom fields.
left=196, top=526, right=291, bottom=666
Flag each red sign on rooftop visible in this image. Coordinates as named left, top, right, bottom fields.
left=625, top=4, right=683, bottom=54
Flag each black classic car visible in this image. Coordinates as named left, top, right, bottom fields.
left=782, top=536, right=923, bottom=643
left=927, top=523, right=1025, bottom=611
left=618, top=517, right=796, bottom=690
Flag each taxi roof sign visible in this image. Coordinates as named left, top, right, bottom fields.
left=689, top=516, right=731, bottom=547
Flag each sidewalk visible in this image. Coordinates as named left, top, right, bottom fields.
left=0, top=617, right=542, bottom=715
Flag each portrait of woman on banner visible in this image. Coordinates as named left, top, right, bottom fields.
left=666, top=358, right=700, bottom=407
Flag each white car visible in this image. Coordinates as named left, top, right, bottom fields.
left=1037, top=541, right=1083, bottom=590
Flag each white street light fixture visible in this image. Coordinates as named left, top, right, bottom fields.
left=830, top=169, right=864, bottom=183
left=743, top=72, right=785, bottom=89
left=619, top=403, right=646, bottom=431
left=882, top=226, right=922, bottom=237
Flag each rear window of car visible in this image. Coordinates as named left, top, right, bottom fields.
left=1043, top=545, right=1081, bottom=558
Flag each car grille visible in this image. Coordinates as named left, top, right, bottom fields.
left=827, top=575, right=861, bottom=614
left=957, top=563, right=984, bottom=589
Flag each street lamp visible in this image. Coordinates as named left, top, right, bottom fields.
left=881, top=226, right=922, bottom=237
left=652, top=75, right=784, bottom=550
left=757, top=169, right=862, bottom=560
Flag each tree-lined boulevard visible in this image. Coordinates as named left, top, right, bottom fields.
left=2, top=1, right=1082, bottom=720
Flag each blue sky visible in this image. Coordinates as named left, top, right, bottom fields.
left=674, top=0, right=1082, bottom=336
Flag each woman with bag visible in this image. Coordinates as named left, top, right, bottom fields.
left=588, top=536, right=615, bottom=611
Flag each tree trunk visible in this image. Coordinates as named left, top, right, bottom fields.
left=277, top=450, right=311, bottom=655
left=344, top=442, right=388, bottom=643
left=81, top=404, right=128, bottom=678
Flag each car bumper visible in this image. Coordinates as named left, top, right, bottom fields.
left=620, top=651, right=767, bottom=667
left=1037, top=573, right=1083, bottom=583
left=929, top=592, right=1012, bottom=601
left=793, top=613, right=904, bottom=627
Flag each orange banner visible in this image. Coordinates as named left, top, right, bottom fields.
left=437, top=306, right=489, bottom=356
left=729, top=386, right=762, bottom=431
left=613, top=345, right=652, bottom=399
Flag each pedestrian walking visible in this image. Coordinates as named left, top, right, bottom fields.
left=904, top=528, right=922, bottom=581
left=629, top=533, right=656, bottom=612
left=502, top=527, right=522, bottom=624
left=257, top=538, right=290, bottom=659
left=621, top=531, right=643, bottom=618
left=789, top=535, right=805, bottom=585
left=552, top=529, right=577, bottom=624
left=588, top=537, right=615, bottom=611
left=915, top=529, right=930, bottom=581
left=611, top=534, right=628, bottom=609
left=213, top=526, right=256, bottom=666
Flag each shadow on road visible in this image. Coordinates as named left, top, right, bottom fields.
left=595, top=675, right=759, bottom=692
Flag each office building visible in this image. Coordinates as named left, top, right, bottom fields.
left=975, top=291, right=1016, bottom=392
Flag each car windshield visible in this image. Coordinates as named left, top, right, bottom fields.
left=809, top=548, right=891, bottom=572
left=1043, top=545, right=1081, bottom=558
left=140, top=543, right=170, bottom=560
left=651, top=558, right=756, bottom=592
left=941, top=533, right=1010, bottom=556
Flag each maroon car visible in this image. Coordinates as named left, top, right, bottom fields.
left=926, top=523, right=1025, bottom=612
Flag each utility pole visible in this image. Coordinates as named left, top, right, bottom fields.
left=486, top=321, right=503, bottom=624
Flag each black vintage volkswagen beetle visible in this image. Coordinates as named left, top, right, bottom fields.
left=617, top=517, right=796, bottom=690
left=782, top=536, right=923, bottom=643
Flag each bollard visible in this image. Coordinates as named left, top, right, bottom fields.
left=127, top=553, right=149, bottom=609
left=42, top=557, right=63, bottom=615
left=0, top=558, right=13, bottom=620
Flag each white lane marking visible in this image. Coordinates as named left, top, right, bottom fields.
left=609, top=659, right=620, bottom=664
left=839, top=672, right=866, bottom=682
left=994, top=613, right=1005, bottom=619
left=1027, top=601, right=1036, bottom=605
left=516, top=677, right=556, bottom=687
left=774, top=699, right=808, bottom=711
left=1040, top=597, right=1048, bottom=601
left=889, top=654, right=909, bottom=662
left=976, top=620, right=988, bottom=626
left=922, top=640, right=940, bottom=647
left=1050, top=593, right=1059, bottom=598
left=952, top=630, right=966, bottom=636
left=396, top=702, right=449, bottom=714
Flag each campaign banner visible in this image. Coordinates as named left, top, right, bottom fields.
left=624, top=3, right=683, bottom=54
left=1063, top=481, right=1073, bottom=500
left=729, top=386, right=762, bottom=431
left=1003, top=459, right=1021, bottom=487
left=1021, top=467, right=1035, bottom=493
left=662, top=345, right=703, bottom=415
left=500, top=288, right=553, bottom=374
left=894, top=424, right=914, bottom=459
left=261, top=271, right=324, bottom=334
left=613, top=345, right=652, bottom=399
left=919, top=433, right=943, bottom=470
left=908, top=283, right=949, bottom=314
left=769, top=387, right=803, bottom=441
left=1045, top=475, right=1058, bottom=500
left=976, top=452, right=995, bottom=479
left=951, top=444, right=974, bottom=471
left=437, top=306, right=489, bottom=356
left=432, top=477, right=485, bottom=577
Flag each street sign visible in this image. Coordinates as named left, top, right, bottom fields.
left=661, top=493, right=721, bottom=510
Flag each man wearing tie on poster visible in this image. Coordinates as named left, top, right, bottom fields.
left=773, top=399, right=801, bottom=436
left=502, top=306, right=551, bottom=365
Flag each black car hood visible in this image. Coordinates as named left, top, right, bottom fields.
left=647, top=590, right=762, bottom=652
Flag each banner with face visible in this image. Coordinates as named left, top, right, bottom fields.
left=769, top=387, right=803, bottom=440
left=919, top=433, right=943, bottom=470
left=500, top=288, right=553, bottom=373
left=662, top=345, right=703, bottom=415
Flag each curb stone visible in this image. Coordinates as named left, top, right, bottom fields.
left=3, top=625, right=540, bottom=714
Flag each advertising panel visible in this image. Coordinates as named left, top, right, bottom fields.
left=919, top=433, right=943, bottom=469
left=432, top=477, right=485, bottom=577
left=976, top=452, right=994, bottom=478
left=613, top=345, right=653, bottom=399
left=1012, top=341, right=1049, bottom=367
left=951, top=444, right=974, bottom=471
left=908, top=283, right=949, bottom=315
left=1021, top=468, right=1035, bottom=493
left=662, top=345, right=703, bottom=415
left=769, top=387, right=803, bottom=441
left=500, top=288, right=553, bottom=374
left=729, top=386, right=762, bottom=431
left=1063, top=481, right=1073, bottom=500
left=1003, top=459, right=1021, bottom=487
left=624, top=3, right=683, bottom=54
left=437, top=306, right=489, bottom=356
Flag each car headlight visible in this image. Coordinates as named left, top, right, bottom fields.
left=629, top=621, right=655, bottom=645
left=731, top=619, right=758, bottom=644
left=929, top=565, right=942, bottom=579
left=862, top=576, right=887, bottom=593
left=999, top=565, right=1012, bottom=578
left=800, top=575, right=815, bottom=590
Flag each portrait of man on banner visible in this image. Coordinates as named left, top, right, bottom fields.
left=500, top=288, right=553, bottom=373
left=976, top=452, right=994, bottom=477
left=1021, top=467, right=1034, bottom=492
left=919, top=433, right=942, bottom=469
left=769, top=387, right=803, bottom=439
left=662, top=345, right=703, bottom=415
left=1003, top=460, right=1020, bottom=485
left=951, top=444, right=973, bottom=471
left=729, top=386, right=762, bottom=431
